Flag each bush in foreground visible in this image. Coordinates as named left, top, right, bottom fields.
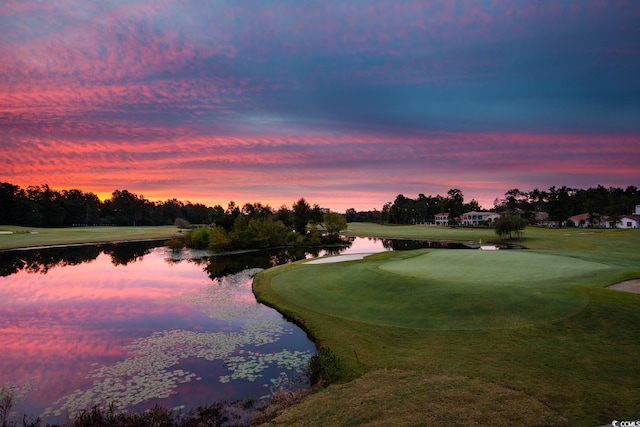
left=307, top=347, right=341, bottom=387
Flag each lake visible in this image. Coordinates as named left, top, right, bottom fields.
left=0, top=237, right=390, bottom=424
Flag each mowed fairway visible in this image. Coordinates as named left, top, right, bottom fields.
left=271, top=250, right=609, bottom=330
left=0, top=225, right=179, bottom=250
left=254, top=227, right=640, bottom=425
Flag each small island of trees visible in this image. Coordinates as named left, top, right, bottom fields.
left=170, top=198, right=348, bottom=251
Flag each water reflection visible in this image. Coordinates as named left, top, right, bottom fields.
left=379, top=238, right=473, bottom=250
left=0, top=242, right=340, bottom=279
left=0, top=241, right=161, bottom=276
left=0, top=242, right=334, bottom=424
left=328, top=236, right=477, bottom=252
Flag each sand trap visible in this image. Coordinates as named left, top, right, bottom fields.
left=479, top=245, right=499, bottom=250
left=306, top=253, right=369, bottom=264
left=608, top=279, right=640, bottom=294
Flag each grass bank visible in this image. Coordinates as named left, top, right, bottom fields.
left=253, top=224, right=640, bottom=426
left=0, top=225, right=180, bottom=251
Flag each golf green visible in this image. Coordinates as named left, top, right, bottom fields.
left=271, top=250, right=611, bottom=330
left=380, top=250, right=610, bottom=286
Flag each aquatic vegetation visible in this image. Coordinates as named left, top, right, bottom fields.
left=41, top=268, right=313, bottom=421
left=222, top=350, right=312, bottom=383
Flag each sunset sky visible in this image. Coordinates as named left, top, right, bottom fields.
left=1, top=0, right=639, bottom=212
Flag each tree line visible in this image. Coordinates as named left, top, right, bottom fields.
left=359, top=185, right=639, bottom=226
left=3, top=181, right=638, bottom=230
left=378, top=189, right=479, bottom=225
left=343, top=189, right=480, bottom=224
left=0, top=182, right=348, bottom=250
left=0, top=182, right=213, bottom=227
left=492, top=186, right=640, bottom=225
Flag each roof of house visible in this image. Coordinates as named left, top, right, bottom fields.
left=569, top=213, right=608, bottom=222
left=619, top=215, right=640, bottom=221
left=462, top=211, right=499, bottom=216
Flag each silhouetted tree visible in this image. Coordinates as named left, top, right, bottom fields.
left=447, top=188, right=464, bottom=226
left=547, top=186, right=575, bottom=226
left=293, top=198, right=311, bottom=234
left=275, top=205, right=294, bottom=228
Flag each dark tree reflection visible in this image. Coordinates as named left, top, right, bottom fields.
left=103, top=241, right=161, bottom=266
left=198, top=245, right=350, bottom=280
left=0, top=241, right=165, bottom=276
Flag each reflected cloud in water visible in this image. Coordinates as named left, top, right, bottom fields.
left=0, top=242, right=331, bottom=423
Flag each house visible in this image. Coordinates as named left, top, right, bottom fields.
left=568, top=213, right=609, bottom=228
left=611, top=205, right=640, bottom=229
left=460, top=211, right=500, bottom=226
left=434, top=212, right=450, bottom=225
left=616, top=215, right=640, bottom=229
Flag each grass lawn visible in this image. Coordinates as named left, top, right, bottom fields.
left=271, top=250, right=608, bottom=330
left=0, top=225, right=180, bottom=250
left=345, top=222, right=499, bottom=242
left=254, top=225, right=640, bottom=426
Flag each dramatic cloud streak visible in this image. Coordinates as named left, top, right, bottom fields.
left=1, top=0, right=638, bottom=210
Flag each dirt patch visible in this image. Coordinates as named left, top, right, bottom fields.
left=608, top=279, right=640, bottom=294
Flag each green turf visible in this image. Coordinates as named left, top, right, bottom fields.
left=344, top=222, right=498, bottom=242
left=0, top=225, right=180, bottom=250
left=380, top=250, right=610, bottom=286
left=271, top=249, right=609, bottom=330
left=254, top=225, right=640, bottom=425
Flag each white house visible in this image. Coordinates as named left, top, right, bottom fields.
left=568, top=213, right=609, bottom=228
left=434, top=212, right=449, bottom=225
left=617, top=215, right=640, bottom=229
left=460, top=211, right=500, bottom=226
left=611, top=204, right=640, bottom=229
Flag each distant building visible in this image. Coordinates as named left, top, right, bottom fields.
left=434, top=212, right=450, bottom=226
left=568, top=213, right=609, bottom=228
left=460, top=211, right=500, bottom=226
left=616, top=215, right=640, bottom=229
left=610, top=205, right=640, bottom=229
left=562, top=206, right=640, bottom=229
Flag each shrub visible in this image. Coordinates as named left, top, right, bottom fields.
left=208, top=225, right=232, bottom=251
left=307, top=347, right=340, bottom=387
left=165, top=235, right=186, bottom=251
left=494, top=214, right=527, bottom=239
left=187, top=226, right=211, bottom=249
left=174, top=218, right=191, bottom=229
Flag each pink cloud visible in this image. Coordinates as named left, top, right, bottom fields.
left=2, top=126, right=637, bottom=211
left=1, top=0, right=637, bottom=212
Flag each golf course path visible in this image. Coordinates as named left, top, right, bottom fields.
left=608, top=279, right=640, bottom=294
